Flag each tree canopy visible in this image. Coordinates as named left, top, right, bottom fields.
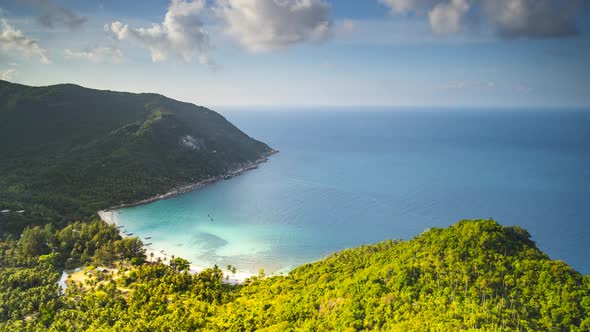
left=1, top=219, right=588, bottom=331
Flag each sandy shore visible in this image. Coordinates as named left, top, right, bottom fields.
left=99, top=209, right=255, bottom=283
left=97, top=152, right=277, bottom=283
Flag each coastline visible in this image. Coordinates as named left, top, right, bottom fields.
left=99, top=209, right=254, bottom=283
left=98, top=150, right=277, bottom=283
left=102, top=149, right=278, bottom=211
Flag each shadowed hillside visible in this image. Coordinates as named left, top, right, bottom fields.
left=0, top=80, right=273, bottom=233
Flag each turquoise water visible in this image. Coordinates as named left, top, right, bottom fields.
left=116, top=109, right=590, bottom=275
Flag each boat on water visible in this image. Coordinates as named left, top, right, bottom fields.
left=145, top=236, right=151, bottom=239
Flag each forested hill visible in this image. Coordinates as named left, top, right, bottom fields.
left=1, top=219, right=588, bottom=330
left=0, top=80, right=273, bottom=233
left=215, top=219, right=590, bottom=331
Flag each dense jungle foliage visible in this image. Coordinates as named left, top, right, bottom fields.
left=0, top=80, right=273, bottom=234
left=1, top=219, right=588, bottom=331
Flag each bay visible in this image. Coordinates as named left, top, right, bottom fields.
left=115, top=109, right=590, bottom=275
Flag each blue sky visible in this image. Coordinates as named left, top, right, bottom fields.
left=1, top=0, right=589, bottom=108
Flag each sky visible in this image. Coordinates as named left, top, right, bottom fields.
left=0, top=0, right=589, bottom=108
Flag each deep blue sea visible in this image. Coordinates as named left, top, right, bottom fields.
left=115, top=109, right=590, bottom=275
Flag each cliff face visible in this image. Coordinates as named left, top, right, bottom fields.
left=0, top=80, right=273, bottom=232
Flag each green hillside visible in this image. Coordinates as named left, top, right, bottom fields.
left=1, top=219, right=588, bottom=331
left=0, top=80, right=273, bottom=233
left=221, top=219, right=590, bottom=331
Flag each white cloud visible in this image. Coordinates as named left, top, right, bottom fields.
left=380, top=0, right=586, bottom=39
left=215, top=0, right=333, bottom=52
left=65, top=46, right=124, bottom=64
left=428, top=0, right=469, bottom=35
left=380, top=0, right=425, bottom=14
left=483, top=0, right=582, bottom=39
left=380, top=0, right=472, bottom=35
left=21, top=0, right=86, bottom=29
left=0, top=19, right=50, bottom=63
left=1, top=68, right=17, bottom=81
left=110, top=0, right=212, bottom=65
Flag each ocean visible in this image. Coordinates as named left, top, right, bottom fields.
left=114, top=109, right=590, bottom=275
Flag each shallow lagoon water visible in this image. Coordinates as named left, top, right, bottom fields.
left=116, top=109, right=590, bottom=275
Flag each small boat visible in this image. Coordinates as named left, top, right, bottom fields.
left=127, top=232, right=134, bottom=236
left=145, top=236, right=152, bottom=239
left=145, top=242, right=152, bottom=246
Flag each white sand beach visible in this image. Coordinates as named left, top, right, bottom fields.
left=95, top=152, right=278, bottom=284
left=98, top=210, right=255, bottom=284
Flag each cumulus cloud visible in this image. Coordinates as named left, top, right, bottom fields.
left=21, top=0, right=86, bottom=29
left=65, top=46, right=124, bottom=64
left=0, top=19, right=50, bottom=63
left=483, top=0, right=583, bottom=39
left=109, top=0, right=212, bottom=65
left=428, top=0, right=470, bottom=35
left=1, top=68, right=17, bottom=81
left=215, top=0, right=333, bottom=52
left=380, top=0, right=432, bottom=14
left=380, top=0, right=586, bottom=39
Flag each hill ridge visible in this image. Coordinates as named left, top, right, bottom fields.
left=0, top=80, right=274, bottom=233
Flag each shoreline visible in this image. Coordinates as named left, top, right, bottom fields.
left=102, top=149, right=278, bottom=211
left=98, top=150, right=277, bottom=283
left=98, top=209, right=256, bottom=284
